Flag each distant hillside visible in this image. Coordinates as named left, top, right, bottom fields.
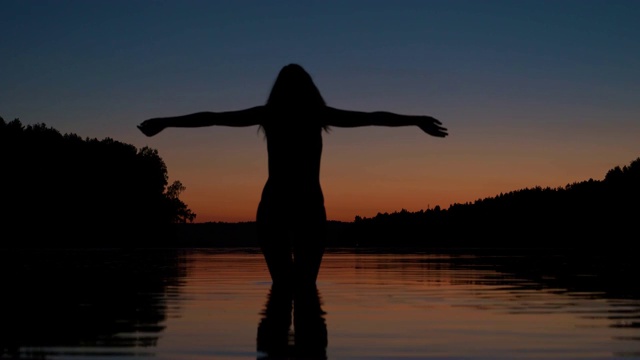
left=0, top=117, right=195, bottom=247
left=173, top=158, right=639, bottom=251
left=5, top=115, right=635, bottom=251
left=351, top=157, right=639, bottom=250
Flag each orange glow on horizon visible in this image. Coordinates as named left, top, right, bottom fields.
left=161, top=116, right=640, bottom=224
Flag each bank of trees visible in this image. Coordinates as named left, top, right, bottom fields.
left=1, top=117, right=195, bottom=247
left=9, top=112, right=635, bottom=250
left=168, top=156, right=639, bottom=250
left=350, top=157, right=639, bottom=250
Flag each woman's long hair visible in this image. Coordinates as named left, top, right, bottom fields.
left=267, top=64, right=326, bottom=109
left=261, top=64, right=329, bottom=132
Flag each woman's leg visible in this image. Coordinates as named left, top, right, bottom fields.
left=257, top=201, right=326, bottom=285
left=257, top=199, right=294, bottom=284
left=293, top=234, right=325, bottom=284
left=258, top=228, right=293, bottom=285
left=292, top=208, right=327, bottom=284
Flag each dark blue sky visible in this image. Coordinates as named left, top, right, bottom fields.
left=3, top=0, right=639, bottom=221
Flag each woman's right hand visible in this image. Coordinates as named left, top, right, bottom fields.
left=137, top=119, right=166, bottom=137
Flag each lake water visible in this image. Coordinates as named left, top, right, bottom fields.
left=1, top=248, right=639, bottom=359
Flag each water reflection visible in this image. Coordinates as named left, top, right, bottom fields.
left=1, top=249, right=639, bottom=359
left=320, top=251, right=640, bottom=359
left=0, top=249, right=186, bottom=359
left=257, top=284, right=327, bottom=359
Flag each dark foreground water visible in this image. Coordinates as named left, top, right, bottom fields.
left=1, top=248, right=639, bottom=359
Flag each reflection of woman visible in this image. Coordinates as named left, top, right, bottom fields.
left=257, top=284, right=327, bottom=359
left=138, top=64, right=448, bottom=285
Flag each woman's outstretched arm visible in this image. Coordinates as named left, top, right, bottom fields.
left=137, top=106, right=265, bottom=137
left=323, top=107, right=448, bottom=137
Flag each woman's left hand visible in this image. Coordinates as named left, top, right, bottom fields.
left=418, top=116, right=448, bottom=137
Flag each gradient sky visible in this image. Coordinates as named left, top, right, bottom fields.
left=3, top=0, right=639, bottom=222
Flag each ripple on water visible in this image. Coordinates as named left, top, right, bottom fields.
left=1, top=248, right=639, bottom=359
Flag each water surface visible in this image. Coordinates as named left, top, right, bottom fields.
left=1, top=248, right=639, bottom=359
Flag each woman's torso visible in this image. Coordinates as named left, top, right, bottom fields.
left=257, top=114, right=326, bottom=223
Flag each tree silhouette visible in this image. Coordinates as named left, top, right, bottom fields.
left=0, top=117, right=195, bottom=247
left=350, top=157, right=640, bottom=250
left=168, top=157, right=640, bottom=251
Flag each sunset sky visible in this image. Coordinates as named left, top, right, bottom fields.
left=3, top=1, right=639, bottom=223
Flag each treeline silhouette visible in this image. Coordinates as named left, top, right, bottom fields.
left=348, top=157, right=639, bottom=250
left=174, top=157, right=639, bottom=250
left=1, top=117, right=195, bottom=247
left=4, top=115, right=637, bottom=250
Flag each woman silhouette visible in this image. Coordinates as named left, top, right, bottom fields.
left=138, top=64, right=447, bottom=285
